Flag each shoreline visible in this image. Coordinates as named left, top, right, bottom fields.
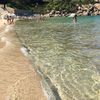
left=18, top=39, right=62, bottom=100
left=0, top=16, right=47, bottom=100
left=20, top=45, right=57, bottom=100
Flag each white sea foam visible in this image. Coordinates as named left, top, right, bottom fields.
left=20, top=47, right=28, bottom=56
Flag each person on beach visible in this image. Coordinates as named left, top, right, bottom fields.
left=11, top=13, right=16, bottom=24
left=6, top=15, right=11, bottom=24
left=10, top=15, right=14, bottom=24
left=6, top=14, right=16, bottom=24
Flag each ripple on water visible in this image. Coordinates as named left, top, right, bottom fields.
left=15, top=16, right=100, bottom=100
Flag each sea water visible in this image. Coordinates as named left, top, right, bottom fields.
left=15, top=16, right=100, bottom=100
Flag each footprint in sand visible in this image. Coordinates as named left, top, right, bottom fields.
left=0, top=37, right=11, bottom=49
left=0, top=38, right=6, bottom=48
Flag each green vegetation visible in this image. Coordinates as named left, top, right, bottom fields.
left=7, top=0, right=96, bottom=13
left=46, top=0, right=95, bottom=12
left=46, top=1, right=77, bottom=12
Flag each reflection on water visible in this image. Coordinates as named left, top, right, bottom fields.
left=15, top=16, right=100, bottom=100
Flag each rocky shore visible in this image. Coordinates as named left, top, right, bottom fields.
left=45, top=3, right=100, bottom=17
left=77, top=3, right=100, bottom=16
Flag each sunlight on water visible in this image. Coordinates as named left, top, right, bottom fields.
left=15, top=16, right=100, bottom=100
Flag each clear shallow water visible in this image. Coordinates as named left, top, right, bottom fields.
left=15, top=16, right=100, bottom=100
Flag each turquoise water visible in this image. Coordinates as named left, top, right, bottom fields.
left=15, top=16, right=100, bottom=100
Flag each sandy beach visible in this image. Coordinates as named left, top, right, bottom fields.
left=0, top=12, right=47, bottom=100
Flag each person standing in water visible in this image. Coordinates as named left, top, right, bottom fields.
left=72, top=14, right=77, bottom=23
left=69, top=13, right=77, bottom=23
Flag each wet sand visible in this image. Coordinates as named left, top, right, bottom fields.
left=0, top=19, right=47, bottom=100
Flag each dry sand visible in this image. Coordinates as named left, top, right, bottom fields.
left=0, top=18, right=47, bottom=100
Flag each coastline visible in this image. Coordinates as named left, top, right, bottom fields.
left=20, top=44, right=57, bottom=100
left=15, top=19, right=63, bottom=100
left=0, top=18, right=47, bottom=99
